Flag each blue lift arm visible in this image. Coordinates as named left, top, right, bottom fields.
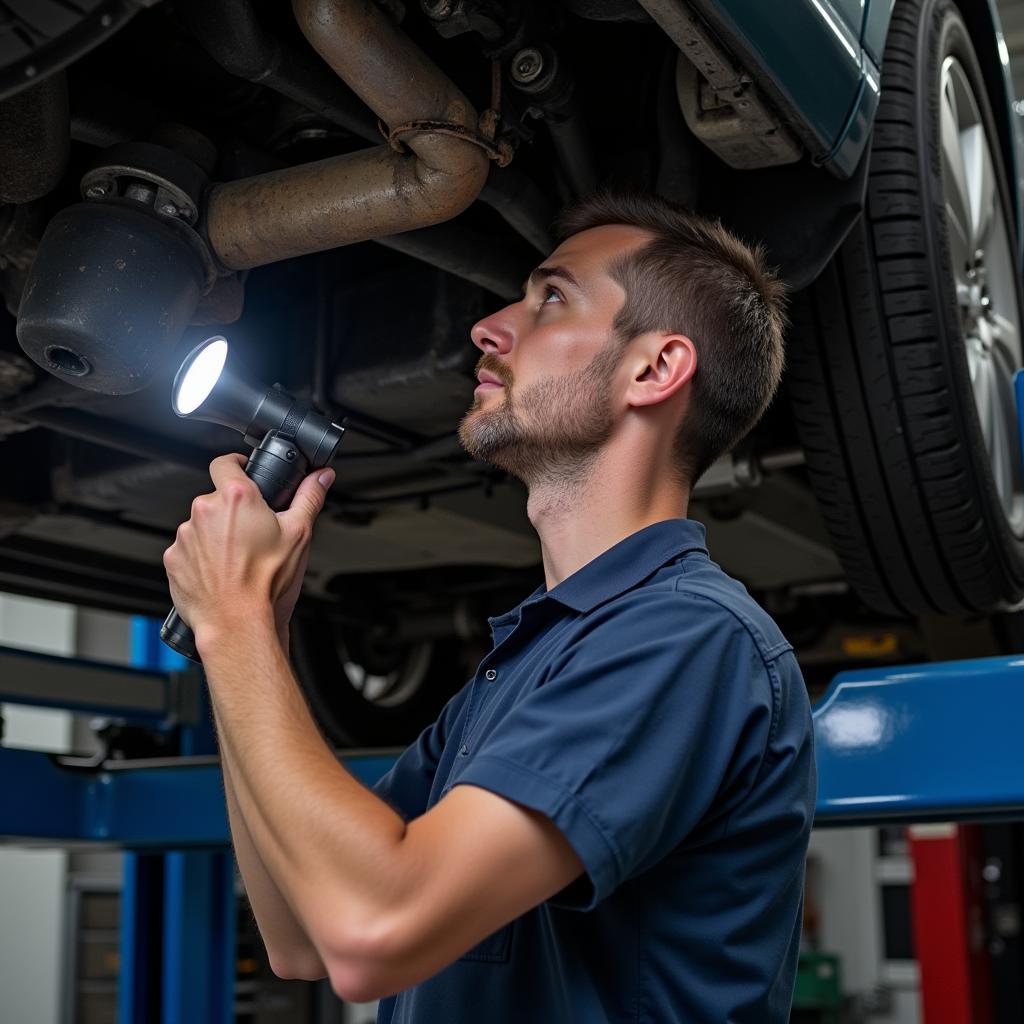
left=814, top=654, right=1024, bottom=826
left=0, top=747, right=396, bottom=847
left=3, top=650, right=1024, bottom=842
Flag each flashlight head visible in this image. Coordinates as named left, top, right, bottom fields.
left=171, top=335, right=344, bottom=467
left=172, top=335, right=276, bottom=442
left=172, top=336, right=228, bottom=416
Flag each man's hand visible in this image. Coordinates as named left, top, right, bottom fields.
left=162, top=453, right=335, bottom=654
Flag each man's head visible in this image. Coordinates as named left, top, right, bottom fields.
left=458, top=191, right=787, bottom=489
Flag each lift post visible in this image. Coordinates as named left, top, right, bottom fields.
left=118, top=619, right=234, bottom=1024
left=0, top=622, right=394, bottom=1024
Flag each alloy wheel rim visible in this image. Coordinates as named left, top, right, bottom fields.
left=940, top=55, right=1024, bottom=534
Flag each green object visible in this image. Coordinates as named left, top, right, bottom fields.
left=793, top=952, right=842, bottom=1016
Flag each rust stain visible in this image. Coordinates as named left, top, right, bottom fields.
left=205, top=0, right=487, bottom=269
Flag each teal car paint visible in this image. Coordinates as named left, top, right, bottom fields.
left=830, top=0, right=868, bottom=35
left=825, top=50, right=881, bottom=174
left=691, top=0, right=863, bottom=161
left=861, top=0, right=895, bottom=66
left=698, top=0, right=1022, bottom=233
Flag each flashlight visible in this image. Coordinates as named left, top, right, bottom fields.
left=161, top=336, right=345, bottom=663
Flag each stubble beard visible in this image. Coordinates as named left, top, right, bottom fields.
left=458, top=341, right=623, bottom=490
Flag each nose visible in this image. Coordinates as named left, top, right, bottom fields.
left=470, top=302, right=517, bottom=355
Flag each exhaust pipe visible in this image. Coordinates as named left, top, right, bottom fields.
left=17, top=0, right=499, bottom=395
left=206, top=0, right=492, bottom=271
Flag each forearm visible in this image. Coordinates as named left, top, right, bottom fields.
left=198, top=615, right=410, bottom=962
left=216, top=722, right=326, bottom=979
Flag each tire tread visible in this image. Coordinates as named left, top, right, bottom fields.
left=787, top=0, right=1024, bottom=614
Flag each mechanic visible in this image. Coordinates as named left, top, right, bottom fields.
left=163, top=190, right=816, bottom=1022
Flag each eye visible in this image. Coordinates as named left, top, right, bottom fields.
left=541, top=285, right=562, bottom=305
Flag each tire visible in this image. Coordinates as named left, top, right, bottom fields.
left=788, top=0, right=1024, bottom=616
left=290, top=612, right=468, bottom=747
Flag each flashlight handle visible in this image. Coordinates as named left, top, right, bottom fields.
left=160, top=432, right=312, bottom=663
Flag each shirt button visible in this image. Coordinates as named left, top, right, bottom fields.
left=485, top=668, right=497, bottom=681
left=460, top=744, right=469, bottom=756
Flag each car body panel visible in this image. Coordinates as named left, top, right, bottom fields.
left=831, top=0, right=868, bottom=36
left=693, top=0, right=864, bottom=160
left=698, top=0, right=1022, bottom=207
left=826, top=49, right=881, bottom=173
left=861, top=0, right=895, bottom=66
left=704, top=0, right=1024, bottom=249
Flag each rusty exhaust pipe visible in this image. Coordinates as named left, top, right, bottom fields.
left=205, top=0, right=491, bottom=271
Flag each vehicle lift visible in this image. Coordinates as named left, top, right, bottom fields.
left=6, top=385, right=1024, bottom=1023
left=4, top=623, right=1016, bottom=1024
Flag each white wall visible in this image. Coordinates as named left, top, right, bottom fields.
left=808, top=827, right=921, bottom=1023
left=0, top=593, right=76, bottom=1024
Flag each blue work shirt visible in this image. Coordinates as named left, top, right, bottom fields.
left=373, top=518, right=816, bottom=1023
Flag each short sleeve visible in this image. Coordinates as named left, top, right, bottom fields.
left=372, top=683, right=470, bottom=820
left=451, top=590, right=775, bottom=910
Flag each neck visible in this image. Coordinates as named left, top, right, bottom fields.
left=526, top=443, right=690, bottom=590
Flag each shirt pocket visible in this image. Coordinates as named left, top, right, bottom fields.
left=458, top=920, right=515, bottom=963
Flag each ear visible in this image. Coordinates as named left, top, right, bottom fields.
left=626, top=334, right=697, bottom=409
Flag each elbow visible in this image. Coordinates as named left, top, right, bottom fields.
left=268, top=950, right=329, bottom=983
left=321, top=912, right=408, bottom=1004
left=327, top=962, right=390, bottom=1005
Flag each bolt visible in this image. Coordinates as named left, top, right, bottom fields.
left=85, top=183, right=109, bottom=199
left=511, top=47, right=544, bottom=86
left=983, top=859, right=1003, bottom=883
left=100, top=13, right=112, bottom=27
left=422, top=0, right=453, bottom=18
left=24, top=64, right=36, bottom=79
left=158, top=202, right=179, bottom=217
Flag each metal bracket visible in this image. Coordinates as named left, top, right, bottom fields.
left=0, top=643, right=202, bottom=725
left=637, top=0, right=801, bottom=168
left=691, top=447, right=805, bottom=500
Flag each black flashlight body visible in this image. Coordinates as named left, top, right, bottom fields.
left=160, top=431, right=314, bottom=663
left=161, top=337, right=344, bottom=663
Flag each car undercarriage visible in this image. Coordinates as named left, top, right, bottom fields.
left=2, top=0, right=1023, bottom=742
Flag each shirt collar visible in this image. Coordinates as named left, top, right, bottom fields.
left=535, top=518, right=708, bottom=614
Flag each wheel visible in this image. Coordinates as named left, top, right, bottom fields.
left=290, top=611, right=468, bottom=747
left=788, top=0, right=1024, bottom=616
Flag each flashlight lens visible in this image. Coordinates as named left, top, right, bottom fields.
left=173, top=337, right=228, bottom=415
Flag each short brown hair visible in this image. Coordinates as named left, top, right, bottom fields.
left=557, top=191, right=787, bottom=485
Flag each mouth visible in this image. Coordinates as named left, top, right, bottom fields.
left=475, top=369, right=506, bottom=393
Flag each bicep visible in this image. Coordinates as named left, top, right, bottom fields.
left=370, top=784, right=583, bottom=991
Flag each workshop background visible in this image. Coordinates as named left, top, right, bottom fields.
left=7, top=0, right=1024, bottom=1022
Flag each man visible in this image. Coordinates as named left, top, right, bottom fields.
left=164, top=191, right=816, bottom=1022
